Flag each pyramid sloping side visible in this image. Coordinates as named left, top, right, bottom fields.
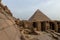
left=29, top=9, right=51, bottom=21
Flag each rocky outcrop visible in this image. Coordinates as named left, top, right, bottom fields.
left=0, top=1, right=21, bottom=40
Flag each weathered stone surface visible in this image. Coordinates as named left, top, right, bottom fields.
left=0, top=0, right=60, bottom=40
left=0, top=14, right=21, bottom=40
left=0, top=1, right=21, bottom=40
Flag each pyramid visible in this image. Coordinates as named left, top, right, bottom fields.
left=0, top=1, right=21, bottom=40
left=29, top=9, right=51, bottom=21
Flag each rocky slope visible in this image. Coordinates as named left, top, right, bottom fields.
left=0, top=2, right=21, bottom=40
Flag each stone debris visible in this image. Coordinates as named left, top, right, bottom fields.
left=0, top=0, right=60, bottom=40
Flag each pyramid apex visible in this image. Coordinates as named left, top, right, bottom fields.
left=35, top=9, right=42, bottom=13
left=36, top=9, right=40, bottom=11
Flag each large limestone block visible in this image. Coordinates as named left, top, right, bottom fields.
left=0, top=19, right=8, bottom=30
left=0, top=31, right=9, bottom=40
left=0, top=11, right=21, bottom=40
left=0, top=13, right=7, bottom=19
left=0, top=2, right=21, bottom=40
left=4, top=26, right=20, bottom=40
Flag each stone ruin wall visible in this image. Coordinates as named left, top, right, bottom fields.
left=17, top=20, right=60, bottom=33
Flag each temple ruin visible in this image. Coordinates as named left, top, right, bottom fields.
left=18, top=9, right=60, bottom=33
left=0, top=0, right=60, bottom=40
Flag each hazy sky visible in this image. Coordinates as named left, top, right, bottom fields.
left=2, top=0, right=60, bottom=20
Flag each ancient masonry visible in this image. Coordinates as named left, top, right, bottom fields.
left=0, top=0, right=60, bottom=40
left=15, top=9, right=60, bottom=33
left=20, top=9, right=60, bottom=33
